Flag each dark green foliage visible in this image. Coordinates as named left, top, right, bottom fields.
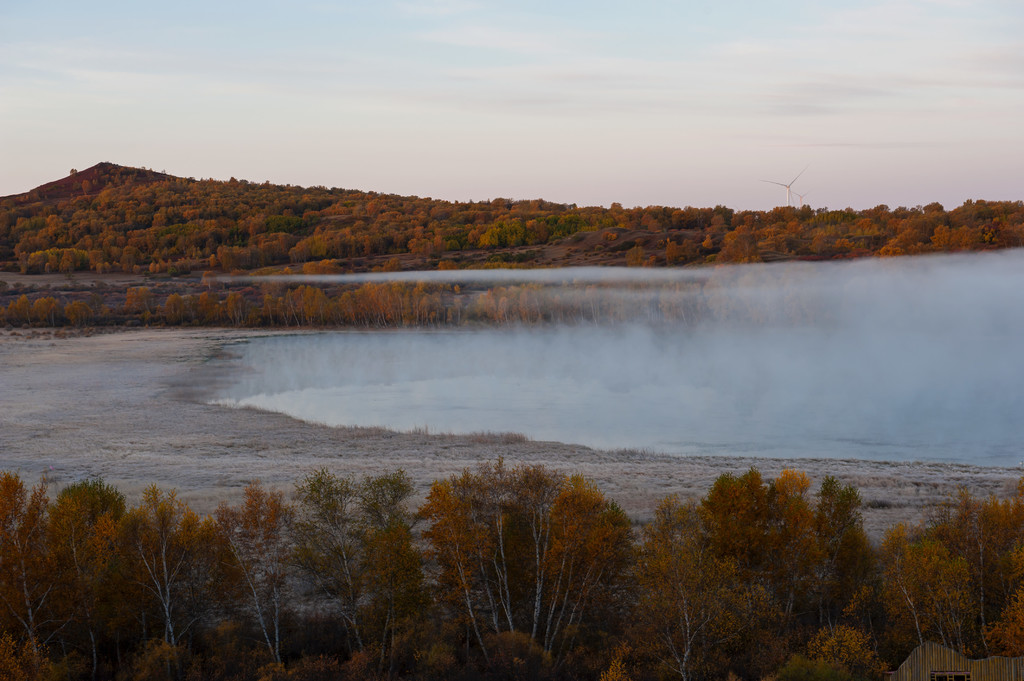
left=264, top=215, right=305, bottom=234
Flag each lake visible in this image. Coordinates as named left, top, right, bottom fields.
left=214, top=252, right=1024, bottom=466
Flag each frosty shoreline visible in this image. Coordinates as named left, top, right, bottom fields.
left=1, top=327, right=1019, bottom=539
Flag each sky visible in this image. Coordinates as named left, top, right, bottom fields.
left=2, top=0, right=1023, bottom=210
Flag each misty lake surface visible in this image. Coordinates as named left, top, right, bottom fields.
left=214, top=253, right=1024, bottom=467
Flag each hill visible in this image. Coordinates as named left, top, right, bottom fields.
left=2, top=162, right=173, bottom=206
left=1, top=163, right=1023, bottom=278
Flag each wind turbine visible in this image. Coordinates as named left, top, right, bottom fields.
left=761, top=166, right=808, bottom=206
left=793, top=190, right=810, bottom=207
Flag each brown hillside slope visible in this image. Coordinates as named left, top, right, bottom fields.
left=1, top=163, right=1022, bottom=277
left=3, top=162, right=172, bottom=205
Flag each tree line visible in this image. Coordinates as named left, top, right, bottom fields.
left=3, top=462, right=1024, bottom=681
left=2, top=281, right=699, bottom=330
left=3, top=163, right=1024, bottom=276
left=0, top=274, right=811, bottom=330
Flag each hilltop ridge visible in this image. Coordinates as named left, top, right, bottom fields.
left=3, top=162, right=173, bottom=205
left=2, top=163, right=1023, bottom=277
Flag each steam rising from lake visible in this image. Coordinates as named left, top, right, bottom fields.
left=215, top=252, right=1024, bottom=466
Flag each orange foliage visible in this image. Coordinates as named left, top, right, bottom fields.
left=2, top=164, right=1022, bottom=282
left=0, top=465, right=1022, bottom=679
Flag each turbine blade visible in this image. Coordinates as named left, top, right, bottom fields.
left=761, top=180, right=788, bottom=187
left=789, top=164, right=809, bottom=186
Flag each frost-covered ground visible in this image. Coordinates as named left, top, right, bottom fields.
left=1, top=327, right=1019, bottom=539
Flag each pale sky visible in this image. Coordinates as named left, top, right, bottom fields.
left=2, top=0, right=1022, bottom=210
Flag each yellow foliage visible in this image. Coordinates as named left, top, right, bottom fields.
left=600, top=656, right=631, bottom=681
left=0, top=633, right=47, bottom=681
left=807, top=624, right=885, bottom=679
left=625, top=244, right=645, bottom=267
left=599, top=645, right=633, bottom=681
left=987, top=589, right=1024, bottom=656
left=121, top=640, right=189, bottom=681
left=775, top=469, right=811, bottom=501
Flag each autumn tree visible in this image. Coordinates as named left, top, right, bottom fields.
left=292, top=469, right=426, bottom=673
left=48, top=478, right=125, bottom=680
left=880, top=523, right=975, bottom=655
left=197, top=291, right=221, bottom=324
left=358, top=472, right=427, bottom=676
left=215, top=482, right=293, bottom=664
left=770, top=469, right=823, bottom=620
left=625, top=244, right=646, bottom=267
left=927, top=485, right=1024, bottom=656
left=813, top=476, right=873, bottom=627
left=635, top=496, right=760, bottom=681
left=0, top=473, right=55, bottom=672
left=223, top=291, right=248, bottom=326
left=986, top=547, right=1024, bottom=656
left=124, top=287, right=154, bottom=315
left=718, top=225, right=760, bottom=263
left=29, top=296, right=59, bottom=326
left=4, top=295, right=29, bottom=326
left=292, top=469, right=365, bottom=653
left=701, top=469, right=775, bottom=580
left=422, top=461, right=631, bottom=662
left=119, top=486, right=217, bottom=649
left=697, top=468, right=874, bottom=674
left=806, top=624, right=885, bottom=680
left=541, top=475, right=632, bottom=659
left=63, top=300, right=93, bottom=327
left=422, top=461, right=538, bottom=659
left=163, top=293, right=186, bottom=325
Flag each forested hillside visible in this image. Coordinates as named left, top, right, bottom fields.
left=4, top=163, right=1023, bottom=331
left=3, top=162, right=1023, bottom=277
left=1, top=463, right=1023, bottom=681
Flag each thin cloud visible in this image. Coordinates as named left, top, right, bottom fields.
left=965, top=47, right=1024, bottom=88
left=397, top=0, right=481, bottom=16
left=417, top=23, right=594, bottom=57
left=781, top=142, right=937, bottom=149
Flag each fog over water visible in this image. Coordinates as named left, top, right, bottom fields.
left=214, top=252, right=1024, bottom=466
